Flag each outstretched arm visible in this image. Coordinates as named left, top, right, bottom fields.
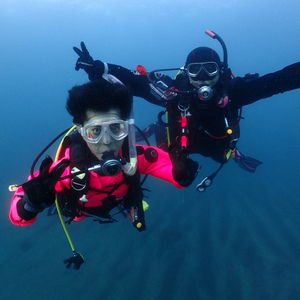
left=229, top=62, right=300, bottom=106
left=73, top=42, right=174, bottom=107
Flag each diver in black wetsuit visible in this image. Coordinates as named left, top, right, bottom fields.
left=73, top=30, right=300, bottom=191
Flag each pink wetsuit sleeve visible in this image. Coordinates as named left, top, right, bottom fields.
left=137, top=145, right=185, bottom=189
left=9, top=186, right=37, bottom=226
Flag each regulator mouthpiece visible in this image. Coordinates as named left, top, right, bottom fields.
left=101, top=151, right=124, bottom=176
left=198, top=86, right=213, bottom=101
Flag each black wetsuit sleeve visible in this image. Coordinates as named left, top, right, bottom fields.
left=229, top=62, right=300, bottom=106
left=105, top=63, right=162, bottom=106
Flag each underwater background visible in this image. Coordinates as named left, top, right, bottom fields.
left=1, top=1, right=300, bottom=299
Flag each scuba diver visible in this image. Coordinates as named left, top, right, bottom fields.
left=9, top=77, right=198, bottom=270
left=72, top=30, right=300, bottom=192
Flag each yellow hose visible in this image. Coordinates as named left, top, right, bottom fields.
left=54, top=125, right=77, bottom=252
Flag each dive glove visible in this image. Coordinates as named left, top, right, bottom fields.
left=73, top=42, right=104, bottom=80
left=21, top=156, right=69, bottom=213
left=169, top=146, right=199, bottom=187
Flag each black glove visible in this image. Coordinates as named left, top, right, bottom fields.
left=22, top=156, right=69, bottom=213
left=64, top=252, right=84, bottom=270
left=73, top=42, right=104, bottom=80
left=169, top=146, right=199, bottom=187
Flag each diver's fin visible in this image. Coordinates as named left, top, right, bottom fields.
left=233, top=149, right=263, bottom=173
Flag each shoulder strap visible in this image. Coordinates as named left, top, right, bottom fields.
left=56, top=131, right=90, bottom=219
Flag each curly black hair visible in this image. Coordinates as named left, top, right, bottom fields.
left=66, top=78, right=133, bottom=125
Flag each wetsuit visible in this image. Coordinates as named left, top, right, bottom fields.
left=89, top=62, right=300, bottom=163
left=10, top=143, right=183, bottom=226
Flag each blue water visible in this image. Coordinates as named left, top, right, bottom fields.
left=1, top=1, right=300, bottom=299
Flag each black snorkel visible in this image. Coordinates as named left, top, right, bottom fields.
left=205, top=30, right=231, bottom=105
left=205, top=30, right=228, bottom=71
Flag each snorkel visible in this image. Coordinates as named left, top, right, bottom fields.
left=204, top=30, right=230, bottom=107
left=205, top=30, right=228, bottom=71
left=122, top=108, right=138, bottom=176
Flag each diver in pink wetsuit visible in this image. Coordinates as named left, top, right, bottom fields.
left=9, top=76, right=198, bottom=269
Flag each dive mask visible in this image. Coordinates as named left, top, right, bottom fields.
left=186, top=61, right=219, bottom=78
left=78, top=119, right=128, bottom=144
